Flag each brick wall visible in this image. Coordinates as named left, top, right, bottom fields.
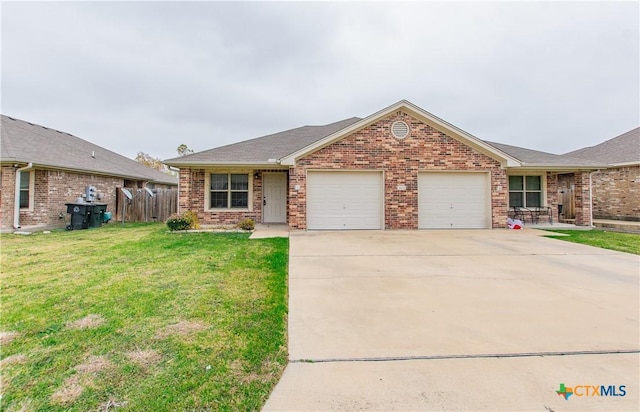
left=289, top=112, right=508, bottom=229
left=592, top=166, right=640, bottom=221
left=574, top=171, right=591, bottom=226
left=178, top=168, right=285, bottom=226
left=0, top=166, right=17, bottom=229
left=0, top=167, right=124, bottom=230
left=546, top=172, right=559, bottom=224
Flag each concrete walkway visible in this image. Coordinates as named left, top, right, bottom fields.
left=594, top=219, right=640, bottom=234
left=249, top=224, right=289, bottom=239
left=263, top=229, right=639, bottom=411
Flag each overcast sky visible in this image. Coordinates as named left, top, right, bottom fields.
left=2, top=1, right=638, bottom=161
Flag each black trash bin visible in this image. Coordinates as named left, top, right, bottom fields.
left=66, top=203, right=92, bottom=230
left=88, top=203, right=107, bottom=228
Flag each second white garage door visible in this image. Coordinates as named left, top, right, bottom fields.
left=418, top=172, right=490, bottom=229
left=307, top=171, right=383, bottom=230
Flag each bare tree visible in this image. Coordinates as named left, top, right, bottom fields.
left=177, top=144, right=194, bottom=156
left=134, top=152, right=165, bottom=171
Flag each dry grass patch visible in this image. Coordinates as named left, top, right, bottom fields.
left=155, top=320, right=208, bottom=339
left=66, top=314, right=106, bottom=330
left=99, top=396, right=128, bottom=410
left=51, top=355, right=112, bottom=405
left=0, top=353, right=27, bottom=367
left=75, top=355, right=112, bottom=374
left=0, top=331, right=21, bottom=345
left=51, top=375, right=84, bottom=405
left=125, top=349, right=161, bottom=368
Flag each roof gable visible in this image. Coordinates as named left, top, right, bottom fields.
left=1, top=115, right=177, bottom=185
left=565, top=127, right=640, bottom=165
left=279, top=100, right=520, bottom=167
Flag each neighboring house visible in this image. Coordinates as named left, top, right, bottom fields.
left=565, top=127, right=640, bottom=221
left=1, top=115, right=178, bottom=231
left=165, top=100, right=603, bottom=230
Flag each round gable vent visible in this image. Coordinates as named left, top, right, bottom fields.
left=391, top=121, right=409, bottom=139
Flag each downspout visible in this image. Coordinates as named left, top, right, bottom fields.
left=13, top=163, right=34, bottom=229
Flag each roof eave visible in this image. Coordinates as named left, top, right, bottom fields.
left=280, top=100, right=521, bottom=167
left=164, top=160, right=288, bottom=169
left=610, top=161, right=640, bottom=167
left=507, top=163, right=608, bottom=172
left=0, top=161, right=177, bottom=184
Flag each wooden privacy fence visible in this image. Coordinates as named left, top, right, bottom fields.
left=115, top=188, right=178, bottom=223
left=559, top=189, right=575, bottom=220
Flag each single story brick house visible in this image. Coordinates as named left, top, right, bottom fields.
left=1, top=115, right=178, bottom=231
left=565, top=127, right=639, bottom=222
left=165, top=100, right=603, bottom=230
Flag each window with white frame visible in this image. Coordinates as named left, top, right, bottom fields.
left=19, top=171, right=32, bottom=209
left=209, top=173, right=249, bottom=209
left=508, top=175, right=542, bottom=207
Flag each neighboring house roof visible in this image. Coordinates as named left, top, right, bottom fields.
left=164, top=100, right=604, bottom=170
left=564, top=127, right=640, bottom=166
left=1, top=115, right=178, bottom=185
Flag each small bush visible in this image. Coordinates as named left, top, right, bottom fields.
left=238, top=218, right=255, bottom=231
left=166, top=211, right=200, bottom=231
left=166, top=214, right=191, bottom=231
left=182, top=210, right=200, bottom=230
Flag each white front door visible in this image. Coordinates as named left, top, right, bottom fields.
left=263, top=173, right=287, bottom=223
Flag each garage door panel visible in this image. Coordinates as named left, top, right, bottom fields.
left=308, top=172, right=383, bottom=230
left=419, top=172, right=489, bottom=229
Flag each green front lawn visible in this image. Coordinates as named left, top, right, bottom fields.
left=544, top=229, right=640, bottom=255
left=0, top=223, right=288, bottom=411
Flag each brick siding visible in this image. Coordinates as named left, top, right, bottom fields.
left=546, top=172, right=560, bottom=224
left=289, top=112, right=508, bottom=229
left=0, top=166, right=17, bottom=229
left=178, top=168, right=286, bottom=226
left=574, top=171, right=592, bottom=226
left=0, top=166, right=124, bottom=230
left=592, top=166, right=640, bottom=221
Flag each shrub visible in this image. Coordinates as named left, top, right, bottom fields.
left=166, top=211, right=200, bottom=231
left=166, top=214, right=191, bottom=231
left=238, top=218, right=255, bottom=231
left=182, top=210, right=201, bottom=230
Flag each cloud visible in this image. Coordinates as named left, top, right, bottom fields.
left=1, top=1, right=638, bottom=160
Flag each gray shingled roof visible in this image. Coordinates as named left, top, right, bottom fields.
left=564, top=127, right=640, bottom=165
left=164, top=117, right=362, bottom=165
left=164, top=111, right=603, bottom=169
left=1, top=115, right=178, bottom=185
left=484, top=141, right=605, bottom=167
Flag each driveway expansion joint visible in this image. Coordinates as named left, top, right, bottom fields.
left=290, top=349, right=640, bottom=364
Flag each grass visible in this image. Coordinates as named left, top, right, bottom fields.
left=0, top=223, right=288, bottom=411
left=544, top=229, right=640, bottom=255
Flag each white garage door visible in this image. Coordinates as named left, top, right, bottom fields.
left=307, top=171, right=383, bottom=230
left=419, top=172, right=490, bottom=229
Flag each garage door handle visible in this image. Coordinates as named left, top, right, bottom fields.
left=263, top=197, right=267, bottom=206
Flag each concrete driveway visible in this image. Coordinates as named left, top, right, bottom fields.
left=263, top=230, right=639, bottom=411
